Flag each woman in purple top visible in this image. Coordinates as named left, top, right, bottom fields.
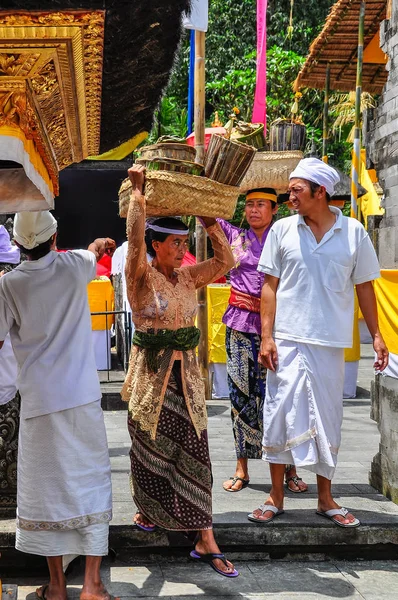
left=218, top=188, right=308, bottom=494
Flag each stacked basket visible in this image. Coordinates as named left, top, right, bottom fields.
left=119, top=135, right=256, bottom=219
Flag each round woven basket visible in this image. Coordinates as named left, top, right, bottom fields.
left=239, top=150, right=303, bottom=194
left=119, top=171, right=240, bottom=219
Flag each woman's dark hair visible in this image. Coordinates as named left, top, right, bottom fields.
left=145, top=217, right=188, bottom=258
left=308, top=180, right=331, bottom=202
left=18, top=237, right=54, bottom=261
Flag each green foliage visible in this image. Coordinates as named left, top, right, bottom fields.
left=147, top=97, right=188, bottom=143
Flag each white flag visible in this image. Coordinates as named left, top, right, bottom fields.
left=183, top=0, right=208, bottom=32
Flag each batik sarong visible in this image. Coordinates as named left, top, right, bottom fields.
left=226, top=327, right=266, bottom=459
left=128, top=362, right=212, bottom=531
left=263, top=339, right=345, bottom=480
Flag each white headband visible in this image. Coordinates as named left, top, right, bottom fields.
left=146, top=223, right=189, bottom=235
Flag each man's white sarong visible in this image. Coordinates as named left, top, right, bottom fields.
left=263, top=340, right=345, bottom=480
left=16, top=400, right=112, bottom=556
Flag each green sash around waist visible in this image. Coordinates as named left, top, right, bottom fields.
left=133, top=326, right=201, bottom=373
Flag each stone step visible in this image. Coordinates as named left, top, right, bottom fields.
left=2, top=493, right=398, bottom=577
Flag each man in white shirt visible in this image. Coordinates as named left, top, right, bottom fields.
left=0, top=211, right=116, bottom=600
left=248, top=158, right=388, bottom=528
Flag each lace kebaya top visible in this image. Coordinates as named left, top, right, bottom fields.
left=121, top=193, right=234, bottom=439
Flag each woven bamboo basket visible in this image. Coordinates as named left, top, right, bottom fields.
left=119, top=171, right=240, bottom=219
left=239, top=150, right=304, bottom=193
left=137, top=143, right=196, bottom=162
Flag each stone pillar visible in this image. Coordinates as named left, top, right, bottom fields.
left=0, top=393, right=20, bottom=517
left=368, top=0, right=398, bottom=502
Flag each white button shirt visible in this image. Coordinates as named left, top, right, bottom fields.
left=258, top=206, right=380, bottom=348
left=0, top=250, right=101, bottom=418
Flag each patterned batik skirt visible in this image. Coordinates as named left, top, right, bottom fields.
left=127, top=362, right=213, bottom=531
left=226, top=326, right=266, bottom=459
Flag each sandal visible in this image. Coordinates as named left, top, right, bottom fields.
left=285, top=474, right=307, bottom=493
left=190, top=549, right=239, bottom=577
left=247, top=504, right=284, bottom=523
left=316, top=507, right=360, bottom=528
left=133, top=511, right=157, bottom=532
left=223, top=476, right=250, bottom=492
left=36, top=586, right=49, bottom=600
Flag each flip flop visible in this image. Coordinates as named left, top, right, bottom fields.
left=285, top=475, right=308, bottom=493
left=35, top=585, right=49, bottom=600
left=190, top=550, right=239, bottom=577
left=223, top=476, right=250, bottom=492
left=316, top=507, right=360, bottom=528
left=247, top=504, right=284, bottom=523
left=133, top=512, right=157, bottom=532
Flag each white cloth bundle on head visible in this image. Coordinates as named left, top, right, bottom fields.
left=13, top=211, right=57, bottom=250
left=290, top=157, right=340, bottom=197
left=0, top=225, right=20, bottom=264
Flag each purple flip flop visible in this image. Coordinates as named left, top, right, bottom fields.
left=134, top=512, right=156, bottom=532
left=190, top=549, right=239, bottom=577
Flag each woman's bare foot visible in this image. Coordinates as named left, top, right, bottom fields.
left=222, top=474, right=249, bottom=492
left=222, top=458, right=249, bottom=492
left=36, top=584, right=67, bottom=600
left=285, top=466, right=308, bottom=493
left=133, top=512, right=155, bottom=529
left=195, top=530, right=236, bottom=575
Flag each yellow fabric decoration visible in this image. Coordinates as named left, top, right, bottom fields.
left=374, top=270, right=398, bottom=355
left=87, top=277, right=114, bottom=330
left=0, top=125, right=54, bottom=193
left=207, top=285, right=230, bottom=363
left=87, top=131, right=148, bottom=160
left=345, top=294, right=360, bottom=362
left=359, top=149, right=384, bottom=229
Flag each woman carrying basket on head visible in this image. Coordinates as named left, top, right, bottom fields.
left=217, top=188, right=308, bottom=494
left=121, top=165, right=238, bottom=578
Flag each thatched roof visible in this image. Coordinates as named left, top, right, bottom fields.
left=294, top=0, right=388, bottom=94
left=0, top=0, right=191, bottom=154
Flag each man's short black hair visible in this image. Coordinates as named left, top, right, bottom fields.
left=18, top=237, right=53, bottom=261
left=308, top=180, right=331, bottom=202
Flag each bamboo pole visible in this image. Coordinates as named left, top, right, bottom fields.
left=322, top=64, right=331, bottom=163
left=351, top=1, right=365, bottom=220
left=194, top=30, right=211, bottom=400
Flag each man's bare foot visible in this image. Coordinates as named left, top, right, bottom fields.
left=80, top=581, right=119, bottom=600
left=222, top=474, right=250, bottom=492
left=195, top=532, right=236, bottom=575
left=250, top=494, right=284, bottom=521
left=36, top=584, right=67, bottom=600
left=317, top=500, right=358, bottom=526
left=133, top=512, right=155, bottom=529
left=285, top=467, right=308, bottom=493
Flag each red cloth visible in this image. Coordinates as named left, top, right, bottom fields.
left=97, top=254, right=112, bottom=277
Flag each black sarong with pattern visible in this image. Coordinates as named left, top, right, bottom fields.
left=127, top=361, right=212, bottom=531
left=226, top=326, right=266, bottom=459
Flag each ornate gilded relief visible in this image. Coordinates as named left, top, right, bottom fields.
left=0, top=10, right=105, bottom=188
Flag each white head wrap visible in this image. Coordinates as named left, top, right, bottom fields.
left=145, top=220, right=189, bottom=235
left=0, top=225, right=20, bottom=264
left=289, top=157, right=340, bottom=197
left=13, top=211, right=57, bottom=250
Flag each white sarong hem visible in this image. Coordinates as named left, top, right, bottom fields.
left=17, top=509, right=112, bottom=531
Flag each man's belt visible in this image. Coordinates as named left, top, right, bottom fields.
left=228, top=288, right=261, bottom=313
